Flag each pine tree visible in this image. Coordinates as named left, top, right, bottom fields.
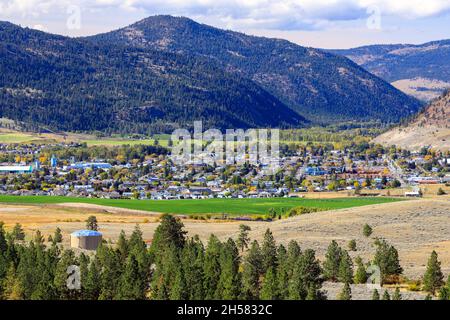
left=261, top=229, right=277, bottom=273
left=382, top=290, right=390, bottom=300
left=86, top=216, right=98, bottom=231
left=337, top=282, right=351, bottom=300
left=241, top=240, right=263, bottom=299
left=288, top=249, right=322, bottom=300
left=372, top=289, right=380, bottom=300
left=151, top=215, right=186, bottom=264
left=353, top=257, right=368, bottom=284
left=11, top=223, right=25, bottom=241
left=97, top=244, right=122, bottom=300
left=54, top=249, right=78, bottom=300
left=116, top=230, right=129, bottom=262
left=423, top=250, right=444, bottom=295
left=236, top=224, right=251, bottom=252
left=116, top=255, right=146, bottom=300
left=286, top=240, right=301, bottom=275
left=203, top=235, right=223, bottom=299
left=53, top=227, right=63, bottom=243
left=260, top=267, right=278, bottom=300
left=83, top=257, right=101, bottom=300
left=276, top=244, right=289, bottom=299
left=373, top=239, right=403, bottom=284
left=3, top=264, right=23, bottom=300
left=392, top=287, right=402, bottom=300
left=216, top=238, right=241, bottom=300
left=170, top=266, right=187, bottom=300
left=338, top=250, right=353, bottom=283
left=181, top=236, right=205, bottom=300
left=323, top=240, right=342, bottom=281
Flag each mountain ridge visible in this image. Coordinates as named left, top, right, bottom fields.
left=0, top=16, right=422, bottom=133
left=330, top=40, right=450, bottom=102
left=89, top=15, right=422, bottom=124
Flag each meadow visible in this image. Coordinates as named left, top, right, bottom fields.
left=0, top=195, right=404, bottom=215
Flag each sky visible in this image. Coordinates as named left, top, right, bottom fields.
left=0, top=0, right=449, bottom=49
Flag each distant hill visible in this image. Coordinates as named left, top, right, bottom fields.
left=0, top=21, right=306, bottom=133
left=90, top=15, right=421, bottom=125
left=0, top=16, right=421, bottom=133
left=331, top=40, right=450, bottom=102
left=373, top=90, right=450, bottom=151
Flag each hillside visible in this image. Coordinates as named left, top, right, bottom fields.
left=0, top=16, right=421, bottom=133
left=331, top=40, right=450, bottom=101
left=373, top=90, right=450, bottom=150
left=0, top=21, right=305, bottom=133
left=90, top=15, right=421, bottom=124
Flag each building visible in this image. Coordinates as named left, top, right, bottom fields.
left=51, top=155, right=57, bottom=167
left=70, top=230, right=102, bottom=250
left=0, top=165, right=33, bottom=174
left=64, top=162, right=112, bottom=170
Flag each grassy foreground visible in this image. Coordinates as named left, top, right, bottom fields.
left=0, top=195, right=404, bottom=215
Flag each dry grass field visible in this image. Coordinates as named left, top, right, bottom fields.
left=1, top=196, right=449, bottom=281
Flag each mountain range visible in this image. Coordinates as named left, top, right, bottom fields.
left=331, top=40, right=450, bottom=102
left=0, top=15, right=422, bottom=133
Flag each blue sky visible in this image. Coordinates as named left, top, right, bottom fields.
left=1, top=0, right=449, bottom=49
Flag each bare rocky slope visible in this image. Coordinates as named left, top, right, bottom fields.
left=373, top=90, right=450, bottom=151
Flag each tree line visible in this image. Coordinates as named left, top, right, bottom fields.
left=0, top=216, right=448, bottom=300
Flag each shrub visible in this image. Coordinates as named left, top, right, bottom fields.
left=348, top=239, right=357, bottom=251
left=362, top=224, right=373, bottom=237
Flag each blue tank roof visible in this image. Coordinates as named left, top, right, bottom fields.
left=71, top=230, right=102, bottom=237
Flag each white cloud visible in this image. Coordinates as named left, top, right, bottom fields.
left=1, top=0, right=450, bottom=30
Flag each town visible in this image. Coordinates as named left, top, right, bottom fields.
left=1, top=141, right=449, bottom=200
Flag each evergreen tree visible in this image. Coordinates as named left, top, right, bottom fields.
left=54, top=249, right=78, bottom=300
left=288, top=249, right=322, bottom=300
left=83, top=257, right=101, bottom=300
left=216, top=238, right=241, bottom=300
left=86, top=216, right=98, bottom=231
left=181, top=236, right=205, bottom=300
left=372, top=289, right=380, bottom=300
left=373, top=239, right=403, bottom=284
left=423, top=250, right=444, bottom=295
left=53, top=228, right=63, bottom=243
left=151, top=215, right=186, bottom=264
left=11, top=223, right=25, bottom=241
left=170, top=265, right=187, bottom=300
left=236, top=224, right=251, bottom=252
left=116, top=255, right=146, bottom=300
left=392, top=287, right=402, bottom=300
left=337, top=282, right=351, bottom=300
left=116, top=230, right=129, bottom=262
left=353, top=257, right=368, bottom=284
left=261, top=229, right=277, bottom=273
left=241, top=240, right=263, bottom=299
left=338, top=250, right=353, bottom=283
left=203, top=235, right=223, bottom=300
left=382, top=290, right=390, bottom=300
left=97, top=244, right=122, bottom=300
left=276, top=244, right=289, bottom=299
left=323, top=240, right=342, bottom=281
left=260, top=267, right=278, bottom=300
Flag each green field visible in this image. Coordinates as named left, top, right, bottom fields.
left=0, top=195, right=404, bottom=215
left=84, top=138, right=168, bottom=147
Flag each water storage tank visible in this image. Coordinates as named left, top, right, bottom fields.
left=70, top=230, right=102, bottom=250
